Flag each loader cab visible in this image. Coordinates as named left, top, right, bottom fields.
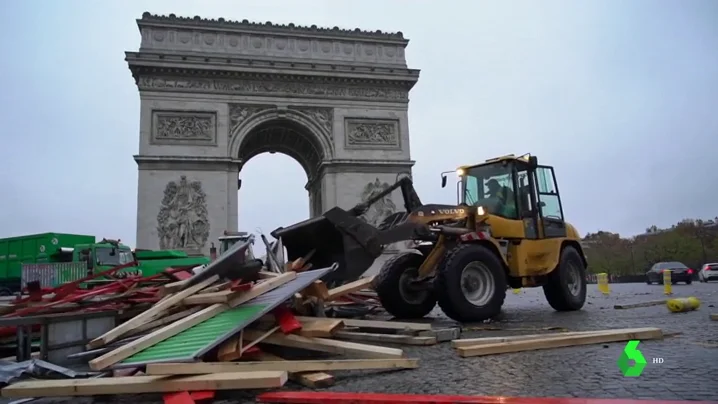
left=451, top=154, right=567, bottom=239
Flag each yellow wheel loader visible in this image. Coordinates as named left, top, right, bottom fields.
left=272, top=154, right=588, bottom=322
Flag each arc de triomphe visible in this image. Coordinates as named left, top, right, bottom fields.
left=127, top=13, right=420, bottom=260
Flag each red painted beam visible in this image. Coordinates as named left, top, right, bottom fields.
left=256, top=392, right=718, bottom=404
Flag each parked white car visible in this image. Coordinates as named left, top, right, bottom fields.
left=698, top=263, right=718, bottom=282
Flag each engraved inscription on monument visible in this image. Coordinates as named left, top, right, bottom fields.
left=136, top=75, right=409, bottom=102
left=151, top=111, right=217, bottom=145
left=359, top=178, right=397, bottom=226
left=345, top=119, right=400, bottom=148
left=157, top=176, right=210, bottom=252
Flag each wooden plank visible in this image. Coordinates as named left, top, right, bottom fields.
left=298, top=317, right=431, bottom=332
left=711, top=313, right=718, bottom=321
left=451, top=330, right=619, bottom=348
left=159, top=279, right=190, bottom=296
left=456, top=327, right=663, bottom=357
left=259, top=271, right=280, bottom=279
left=146, top=358, right=419, bottom=375
left=88, top=275, right=219, bottom=349
left=614, top=300, right=667, bottom=309
left=258, top=352, right=333, bottom=388
left=124, top=306, right=203, bottom=338
left=228, top=272, right=296, bottom=308
left=243, top=329, right=404, bottom=359
left=303, top=280, right=329, bottom=300
left=0, top=371, right=288, bottom=397
left=335, top=331, right=436, bottom=346
left=217, top=335, right=243, bottom=362
left=183, top=289, right=241, bottom=305
left=198, top=281, right=231, bottom=294
left=89, top=303, right=227, bottom=370
left=325, top=276, right=375, bottom=301
left=299, top=319, right=345, bottom=338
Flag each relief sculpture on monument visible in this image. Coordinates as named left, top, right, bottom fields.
left=359, top=178, right=397, bottom=226
left=345, top=119, right=400, bottom=147
left=157, top=176, right=210, bottom=252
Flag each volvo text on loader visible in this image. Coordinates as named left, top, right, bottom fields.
left=273, top=154, right=588, bottom=322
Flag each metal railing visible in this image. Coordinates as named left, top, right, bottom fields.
left=21, top=262, right=88, bottom=289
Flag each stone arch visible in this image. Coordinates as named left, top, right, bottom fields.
left=129, top=12, right=419, bottom=277
left=228, top=107, right=335, bottom=178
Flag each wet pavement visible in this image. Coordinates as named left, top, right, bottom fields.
left=4, top=282, right=718, bottom=403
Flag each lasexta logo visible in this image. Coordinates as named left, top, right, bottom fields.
left=617, top=340, right=647, bottom=377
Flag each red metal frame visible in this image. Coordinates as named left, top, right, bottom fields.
left=256, top=392, right=718, bottom=404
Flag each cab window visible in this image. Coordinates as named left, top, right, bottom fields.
left=462, top=163, right=518, bottom=219
left=536, top=167, right=562, bottom=220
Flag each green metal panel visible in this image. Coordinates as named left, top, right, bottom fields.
left=120, top=304, right=266, bottom=365
left=0, top=233, right=94, bottom=282
left=134, top=250, right=190, bottom=260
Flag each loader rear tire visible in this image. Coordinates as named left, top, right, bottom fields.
left=436, top=244, right=507, bottom=322
left=374, top=252, right=436, bottom=319
left=543, top=246, right=587, bottom=312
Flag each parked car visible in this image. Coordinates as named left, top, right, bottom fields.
left=645, top=262, right=693, bottom=285
left=698, top=263, right=718, bottom=282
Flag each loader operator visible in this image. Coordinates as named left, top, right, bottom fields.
left=484, top=179, right=517, bottom=218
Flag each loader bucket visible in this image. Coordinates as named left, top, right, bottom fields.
left=271, top=207, right=384, bottom=287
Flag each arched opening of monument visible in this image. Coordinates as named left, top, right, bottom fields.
left=236, top=119, right=325, bottom=236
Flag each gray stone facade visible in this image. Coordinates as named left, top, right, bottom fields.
left=128, top=13, right=420, bottom=270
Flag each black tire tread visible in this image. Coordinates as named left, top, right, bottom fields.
left=374, top=252, right=436, bottom=319
left=435, top=243, right=507, bottom=322
left=543, top=246, right=587, bottom=312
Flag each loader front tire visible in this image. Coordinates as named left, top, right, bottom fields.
left=543, top=246, right=587, bottom=312
left=374, top=252, right=436, bottom=319
left=436, top=244, right=507, bottom=322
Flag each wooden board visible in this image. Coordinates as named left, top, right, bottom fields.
left=0, top=371, right=288, bottom=397
left=613, top=300, right=667, bottom=309
left=325, top=276, right=375, bottom=301
left=146, top=358, right=419, bottom=375
left=124, top=306, right=204, bottom=338
left=296, top=317, right=432, bottom=332
left=243, top=329, right=404, bottom=359
left=258, top=352, right=333, bottom=388
left=451, top=330, right=624, bottom=348
left=456, top=327, right=663, bottom=357
left=298, top=319, right=345, bottom=338
left=183, top=289, right=242, bottom=305
left=335, top=331, right=436, bottom=346
left=87, top=275, right=219, bottom=349
left=711, top=313, right=718, bottom=321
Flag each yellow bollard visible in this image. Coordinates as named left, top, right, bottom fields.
left=513, top=288, right=521, bottom=294
left=597, top=273, right=610, bottom=295
left=663, top=270, right=672, bottom=295
left=666, top=296, right=701, bottom=313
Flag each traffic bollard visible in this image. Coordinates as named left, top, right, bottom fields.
left=663, top=270, right=672, bottom=295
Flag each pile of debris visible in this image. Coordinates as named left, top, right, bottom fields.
left=0, top=261, right=197, bottom=345
left=0, top=237, right=454, bottom=400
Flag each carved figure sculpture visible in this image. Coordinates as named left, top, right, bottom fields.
left=359, top=178, right=397, bottom=226
left=157, top=176, right=210, bottom=250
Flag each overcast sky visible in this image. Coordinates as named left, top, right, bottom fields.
left=1, top=0, right=717, bottom=247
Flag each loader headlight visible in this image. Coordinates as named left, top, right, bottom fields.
left=477, top=206, right=486, bottom=216
left=456, top=168, right=465, bottom=176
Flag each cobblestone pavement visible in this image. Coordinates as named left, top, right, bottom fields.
left=5, top=282, right=718, bottom=403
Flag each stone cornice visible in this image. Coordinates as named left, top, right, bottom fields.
left=126, top=51, right=420, bottom=83
left=129, top=66, right=416, bottom=103
left=134, top=155, right=241, bottom=172
left=137, top=12, right=408, bottom=42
